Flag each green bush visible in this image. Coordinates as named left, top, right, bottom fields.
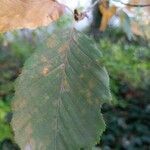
left=98, top=36, right=149, bottom=103
left=0, top=100, right=12, bottom=141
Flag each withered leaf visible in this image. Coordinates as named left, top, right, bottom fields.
left=99, top=0, right=116, bottom=31
left=0, top=0, right=64, bottom=33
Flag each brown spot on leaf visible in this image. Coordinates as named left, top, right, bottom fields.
left=47, top=35, right=58, bottom=48
left=13, top=99, right=26, bottom=110
left=25, top=123, right=33, bottom=136
left=86, top=90, right=93, bottom=104
left=42, top=65, right=52, bottom=76
left=12, top=113, right=31, bottom=132
left=79, top=74, right=84, bottom=79
left=95, top=98, right=100, bottom=105
left=88, top=79, right=96, bottom=89
left=42, top=67, right=49, bottom=75
left=41, top=55, right=48, bottom=63
left=61, top=77, right=70, bottom=92
left=58, top=43, right=69, bottom=54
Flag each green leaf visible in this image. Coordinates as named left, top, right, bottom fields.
left=11, top=30, right=111, bottom=149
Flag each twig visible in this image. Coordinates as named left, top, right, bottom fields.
left=121, top=2, right=150, bottom=7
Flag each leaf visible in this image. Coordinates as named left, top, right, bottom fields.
left=99, top=0, right=117, bottom=31
left=127, top=0, right=150, bottom=39
left=0, top=0, right=64, bottom=33
left=120, top=11, right=134, bottom=40
left=11, top=30, right=111, bottom=149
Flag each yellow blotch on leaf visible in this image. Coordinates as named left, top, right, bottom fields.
left=42, top=67, right=49, bottom=76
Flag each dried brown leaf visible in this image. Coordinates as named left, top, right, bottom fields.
left=99, top=1, right=116, bottom=31
left=0, top=0, right=64, bottom=33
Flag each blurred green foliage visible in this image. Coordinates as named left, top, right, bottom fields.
left=100, top=38, right=149, bottom=87
left=0, top=100, right=12, bottom=141
left=98, top=30, right=149, bottom=106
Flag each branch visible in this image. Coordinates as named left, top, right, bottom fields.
left=121, top=2, right=150, bottom=7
